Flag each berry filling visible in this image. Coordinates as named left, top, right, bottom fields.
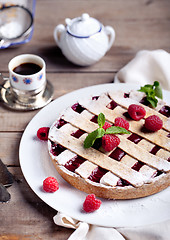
left=64, top=156, right=85, bottom=172
left=50, top=141, right=66, bottom=156
left=109, top=147, right=126, bottom=161
left=150, top=145, right=161, bottom=155
left=127, top=133, right=143, bottom=144
left=159, top=105, right=170, bottom=118
left=71, top=129, right=85, bottom=138
left=167, top=133, right=170, bottom=138
left=88, top=166, right=108, bottom=183
left=92, top=138, right=102, bottom=150
left=106, top=100, right=118, bottom=110
left=117, top=179, right=130, bottom=187
left=131, top=161, right=144, bottom=171
left=124, top=93, right=130, bottom=98
left=92, top=96, right=99, bottom=100
left=71, top=103, right=85, bottom=113
left=55, top=119, right=67, bottom=129
left=140, top=97, right=150, bottom=106
left=90, top=115, right=98, bottom=123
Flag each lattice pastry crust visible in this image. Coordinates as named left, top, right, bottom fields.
left=48, top=90, right=170, bottom=199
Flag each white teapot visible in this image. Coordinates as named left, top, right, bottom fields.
left=54, top=13, right=115, bottom=66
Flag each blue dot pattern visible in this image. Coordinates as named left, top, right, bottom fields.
left=23, top=78, right=32, bottom=84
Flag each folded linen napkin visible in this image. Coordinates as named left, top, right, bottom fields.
left=115, top=49, right=170, bottom=91
left=53, top=213, right=170, bottom=240
left=53, top=49, right=170, bottom=239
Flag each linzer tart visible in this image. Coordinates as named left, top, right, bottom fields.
left=48, top=90, right=170, bottom=199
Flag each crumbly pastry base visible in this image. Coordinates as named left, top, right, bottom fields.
left=48, top=90, right=170, bottom=199
left=51, top=158, right=170, bottom=199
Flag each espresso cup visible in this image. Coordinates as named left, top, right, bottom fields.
left=8, top=54, right=46, bottom=103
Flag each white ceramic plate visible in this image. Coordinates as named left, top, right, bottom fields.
left=19, top=83, right=170, bottom=228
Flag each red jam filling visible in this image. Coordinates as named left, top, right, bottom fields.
left=55, top=119, right=67, bottom=129
left=92, top=96, right=99, bottom=100
left=88, top=166, right=108, bottom=183
left=106, top=100, right=118, bottom=110
left=71, top=129, right=85, bottom=138
left=140, top=97, right=150, bottom=106
left=127, top=133, right=143, bottom=144
left=71, top=103, right=85, bottom=113
left=150, top=145, right=161, bottom=155
left=159, top=105, right=170, bottom=118
left=64, top=156, right=85, bottom=172
left=117, top=179, right=130, bottom=187
left=124, top=93, right=130, bottom=98
left=92, top=138, right=102, bottom=150
left=109, top=147, right=126, bottom=161
left=90, top=115, right=98, bottom=123
left=131, top=161, right=144, bottom=171
left=50, top=142, right=66, bottom=156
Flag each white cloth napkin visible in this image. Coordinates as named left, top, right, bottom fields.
left=53, top=213, right=170, bottom=240
left=115, top=49, right=170, bottom=91
left=53, top=49, right=170, bottom=239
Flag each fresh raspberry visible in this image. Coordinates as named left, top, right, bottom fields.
left=37, top=127, right=50, bottom=140
left=102, top=122, right=112, bottom=130
left=43, top=177, right=59, bottom=193
left=128, top=104, right=146, bottom=121
left=83, top=194, right=102, bottom=213
left=102, top=134, right=120, bottom=152
left=114, top=117, right=129, bottom=130
left=144, top=115, right=163, bottom=132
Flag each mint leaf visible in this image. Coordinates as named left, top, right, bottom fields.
left=147, top=97, right=158, bottom=108
left=106, top=126, right=130, bottom=135
left=97, top=113, right=105, bottom=128
left=155, top=85, right=163, bottom=99
left=84, top=128, right=105, bottom=148
left=138, top=81, right=163, bottom=108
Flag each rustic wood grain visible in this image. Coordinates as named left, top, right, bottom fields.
left=0, top=168, right=73, bottom=240
left=0, top=0, right=169, bottom=239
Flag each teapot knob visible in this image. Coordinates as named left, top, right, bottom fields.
left=81, top=13, right=89, bottom=21
left=65, top=18, right=72, bottom=26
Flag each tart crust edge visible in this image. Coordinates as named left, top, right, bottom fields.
left=51, top=157, right=170, bottom=199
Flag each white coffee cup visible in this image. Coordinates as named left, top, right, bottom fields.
left=8, top=54, right=46, bottom=103
left=8, top=54, right=46, bottom=91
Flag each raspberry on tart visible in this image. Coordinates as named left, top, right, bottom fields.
left=48, top=90, right=170, bottom=200
left=128, top=104, right=146, bottom=121
left=144, top=115, right=163, bottom=132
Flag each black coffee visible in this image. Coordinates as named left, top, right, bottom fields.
left=13, top=63, right=42, bottom=75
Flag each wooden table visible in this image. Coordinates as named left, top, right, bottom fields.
left=0, top=0, right=169, bottom=239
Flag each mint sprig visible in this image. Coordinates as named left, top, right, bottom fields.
left=84, top=113, right=130, bottom=149
left=138, top=81, right=163, bottom=108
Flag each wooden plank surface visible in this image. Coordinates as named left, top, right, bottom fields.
left=0, top=0, right=169, bottom=239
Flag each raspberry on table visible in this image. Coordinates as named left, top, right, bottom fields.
left=102, top=134, right=120, bottom=152
left=83, top=194, right=102, bottom=213
left=102, top=122, right=112, bottom=131
left=114, top=117, right=129, bottom=130
left=37, top=127, right=50, bottom=140
left=43, top=177, right=59, bottom=193
left=144, top=115, right=163, bottom=132
left=128, top=104, right=146, bottom=121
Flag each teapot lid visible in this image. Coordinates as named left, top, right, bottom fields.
left=66, top=13, right=102, bottom=38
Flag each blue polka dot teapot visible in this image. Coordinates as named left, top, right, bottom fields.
left=54, top=13, right=115, bottom=66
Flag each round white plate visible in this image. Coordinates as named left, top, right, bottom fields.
left=19, top=83, right=170, bottom=228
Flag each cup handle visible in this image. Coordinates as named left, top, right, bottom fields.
left=53, top=24, right=65, bottom=48
left=104, top=26, right=115, bottom=51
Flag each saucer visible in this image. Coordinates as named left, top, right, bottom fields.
left=0, top=79, right=53, bottom=110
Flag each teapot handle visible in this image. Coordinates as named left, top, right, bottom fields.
left=104, top=26, right=115, bottom=51
left=53, top=24, right=65, bottom=48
